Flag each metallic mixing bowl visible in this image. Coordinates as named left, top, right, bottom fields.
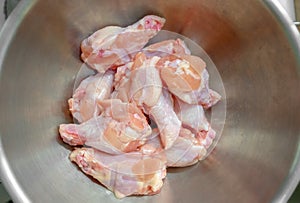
left=0, top=0, right=300, bottom=202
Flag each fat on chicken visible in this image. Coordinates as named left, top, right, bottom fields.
left=175, top=98, right=216, bottom=149
left=81, top=15, right=166, bottom=73
left=147, top=90, right=181, bottom=149
left=68, top=70, right=114, bottom=123
left=70, top=147, right=167, bottom=198
left=143, top=38, right=191, bottom=57
left=60, top=99, right=152, bottom=154
left=157, top=54, right=221, bottom=109
left=128, top=52, right=162, bottom=107
left=140, top=128, right=207, bottom=167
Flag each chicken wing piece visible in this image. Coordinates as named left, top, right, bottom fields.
left=70, top=147, right=167, bottom=198
left=112, top=52, right=163, bottom=107
left=157, top=54, right=221, bottom=109
left=59, top=116, right=121, bottom=154
left=138, top=128, right=162, bottom=155
left=113, top=62, right=133, bottom=89
left=175, top=98, right=209, bottom=132
left=81, top=15, right=166, bottom=73
left=129, top=52, right=162, bottom=107
left=196, top=125, right=216, bottom=149
left=97, top=99, right=149, bottom=131
left=174, top=98, right=216, bottom=149
left=147, top=89, right=181, bottom=149
left=68, top=70, right=114, bottom=123
left=143, top=38, right=191, bottom=57
left=174, top=97, right=216, bottom=149
left=111, top=62, right=133, bottom=103
left=139, top=128, right=207, bottom=167
left=165, top=128, right=207, bottom=167
left=60, top=99, right=152, bottom=154
left=188, top=68, right=221, bottom=109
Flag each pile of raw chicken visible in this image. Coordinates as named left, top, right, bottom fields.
left=59, top=15, right=221, bottom=198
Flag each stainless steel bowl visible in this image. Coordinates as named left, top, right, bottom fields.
left=0, top=0, right=300, bottom=202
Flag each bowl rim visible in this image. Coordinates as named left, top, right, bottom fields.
left=0, top=0, right=299, bottom=202
left=262, top=1, right=300, bottom=202
left=0, top=1, right=38, bottom=202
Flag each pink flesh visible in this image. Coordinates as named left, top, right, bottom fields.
left=147, top=90, right=181, bottom=149
left=81, top=15, right=166, bottom=73
left=59, top=111, right=151, bottom=154
left=143, top=38, right=191, bottom=57
left=169, top=68, right=221, bottom=108
left=111, top=62, right=133, bottom=103
left=165, top=128, right=207, bottom=167
left=129, top=53, right=162, bottom=107
left=70, top=148, right=167, bottom=198
left=69, top=70, right=114, bottom=123
left=139, top=128, right=207, bottom=167
left=62, top=14, right=223, bottom=198
left=175, top=98, right=210, bottom=132
left=174, top=98, right=217, bottom=149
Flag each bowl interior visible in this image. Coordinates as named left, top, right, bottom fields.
left=0, top=0, right=300, bottom=202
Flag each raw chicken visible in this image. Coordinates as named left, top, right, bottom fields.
left=158, top=54, right=203, bottom=91
left=166, top=128, right=207, bottom=167
left=187, top=69, right=221, bottom=109
left=70, top=147, right=167, bottom=198
left=157, top=54, right=221, bottom=109
left=147, top=90, right=181, bottom=149
left=138, top=128, right=162, bottom=155
left=139, top=128, right=207, bottom=167
left=143, top=38, right=191, bottom=57
left=113, top=62, right=133, bottom=90
left=112, top=52, right=163, bottom=107
left=175, top=98, right=216, bottom=149
left=81, top=15, right=166, bottom=73
left=129, top=52, right=162, bottom=107
left=175, top=98, right=209, bottom=132
left=59, top=99, right=152, bottom=154
left=68, top=70, right=114, bottom=123
left=98, top=99, right=147, bottom=126
left=59, top=15, right=222, bottom=199
left=111, top=62, right=133, bottom=102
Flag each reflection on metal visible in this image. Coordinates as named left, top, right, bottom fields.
left=0, top=0, right=299, bottom=202
left=0, top=137, right=30, bottom=203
